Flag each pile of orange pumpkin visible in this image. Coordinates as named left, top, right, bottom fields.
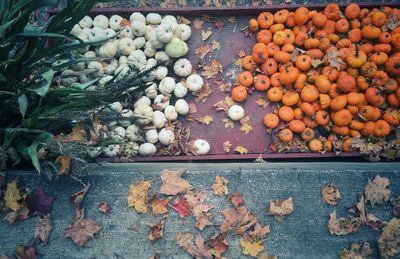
left=233, top=3, right=400, bottom=153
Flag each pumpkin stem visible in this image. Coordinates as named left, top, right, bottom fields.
left=354, top=43, right=359, bottom=57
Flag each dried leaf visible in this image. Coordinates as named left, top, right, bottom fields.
left=311, top=58, right=323, bottom=68
left=210, top=40, right=221, bottom=51
left=205, top=233, right=229, bottom=257
left=378, top=217, right=400, bottom=258
left=212, top=176, right=229, bottom=196
left=146, top=216, right=167, bottom=241
left=98, top=201, right=112, bottom=216
left=364, top=175, right=390, bottom=206
left=327, top=49, right=345, bottom=70
left=254, top=154, right=267, bottom=163
left=176, top=233, right=213, bottom=258
left=171, top=196, right=191, bottom=218
left=127, top=180, right=152, bottom=214
left=27, top=187, right=54, bottom=215
left=214, top=95, right=235, bottom=112
left=220, top=207, right=248, bottom=233
left=216, top=81, right=232, bottom=92
left=195, top=44, right=210, bottom=59
left=4, top=180, right=21, bottom=212
left=195, top=115, right=213, bottom=125
left=193, top=18, right=204, bottom=29
left=223, top=141, right=232, bottom=153
left=185, top=191, right=213, bottom=230
left=201, top=60, right=222, bottom=79
left=201, top=29, right=213, bottom=41
left=255, top=96, right=269, bottom=108
left=177, top=15, right=191, bottom=25
left=222, top=118, right=235, bottom=129
left=148, top=195, right=172, bottom=215
left=71, top=123, right=86, bottom=141
left=231, top=191, right=245, bottom=208
left=193, top=83, right=213, bottom=103
left=391, top=197, right=400, bottom=217
left=240, top=123, right=253, bottom=134
left=214, top=19, right=224, bottom=31
left=189, top=102, right=197, bottom=114
left=268, top=197, right=294, bottom=222
left=238, top=49, right=246, bottom=58
left=248, top=221, right=270, bottom=239
left=64, top=208, right=101, bottom=246
left=54, top=155, right=70, bottom=175
left=159, top=169, right=193, bottom=195
left=235, top=146, right=248, bottom=155
left=348, top=194, right=381, bottom=230
left=15, top=241, right=35, bottom=259
left=69, top=183, right=90, bottom=209
left=34, top=214, right=52, bottom=244
left=240, top=236, right=264, bottom=257
left=327, top=210, right=361, bottom=236
left=339, top=241, right=373, bottom=259
left=321, top=183, right=341, bottom=206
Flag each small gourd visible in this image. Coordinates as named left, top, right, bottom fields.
left=60, top=70, right=78, bottom=86
left=193, top=139, right=210, bottom=155
left=70, top=24, right=82, bottom=36
left=145, top=83, right=158, bottom=99
left=128, top=50, right=147, bottom=69
left=145, top=129, right=159, bottom=144
left=130, top=12, right=146, bottom=24
left=139, top=143, right=157, bottom=156
left=119, top=56, right=129, bottom=65
left=154, top=94, right=170, bottom=110
left=144, top=41, right=157, bottom=57
left=98, top=41, right=117, bottom=58
left=155, top=66, right=168, bottom=80
left=89, top=27, right=107, bottom=42
left=87, top=61, right=104, bottom=77
left=146, top=13, right=162, bottom=25
left=155, top=24, right=174, bottom=43
left=178, top=24, right=192, bottom=41
left=173, top=58, right=192, bottom=77
left=71, top=60, right=86, bottom=71
left=134, top=96, right=151, bottom=108
left=161, top=15, right=178, bottom=26
left=133, top=37, right=146, bottom=49
left=149, top=32, right=165, bottom=49
left=125, top=124, right=141, bottom=141
left=145, top=25, right=156, bottom=40
left=79, top=28, right=92, bottom=42
left=104, top=28, right=117, bottom=38
left=122, top=142, right=139, bottom=157
left=165, top=37, right=188, bottom=58
left=175, top=99, right=189, bottom=115
left=111, top=126, right=126, bottom=141
left=228, top=105, right=245, bottom=121
left=120, top=109, right=134, bottom=127
left=186, top=74, right=204, bottom=92
left=119, top=26, right=134, bottom=39
left=133, top=105, right=154, bottom=125
left=159, top=77, right=176, bottom=95
left=164, top=105, right=178, bottom=121
left=84, top=50, right=96, bottom=61
left=98, top=75, right=113, bottom=87
left=153, top=110, right=167, bottom=128
left=103, top=144, right=121, bottom=157
left=174, top=82, right=188, bottom=98
left=118, top=38, right=136, bottom=56
left=93, top=15, right=109, bottom=29
left=159, top=128, right=175, bottom=145
left=131, top=21, right=146, bottom=36
left=109, top=15, right=123, bottom=30
left=109, top=102, right=123, bottom=113
left=79, top=16, right=93, bottom=28
left=104, top=59, right=118, bottom=75
left=155, top=51, right=170, bottom=64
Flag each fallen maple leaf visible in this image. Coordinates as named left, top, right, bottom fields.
left=146, top=216, right=167, bottom=241
left=348, top=194, right=381, bottom=230
left=223, top=141, right=232, bottom=153
left=98, top=201, right=112, bottom=216
left=193, top=82, right=213, bottom=103
left=189, top=102, right=197, bottom=114
left=327, top=49, right=345, bottom=70
left=27, top=187, right=54, bottom=215
left=54, top=155, right=71, bottom=175
left=328, top=210, right=361, bottom=236
left=171, top=196, right=191, bottom=218
left=212, top=176, right=229, bottom=196
left=69, top=183, right=90, bottom=209
left=148, top=195, right=172, bottom=215
left=231, top=191, right=245, bottom=208
left=205, top=233, right=229, bottom=257
left=240, top=122, right=253, bottom=134
left=159, top=169, right=193, bottom=195
left=339, top=241, right=373, bottom=259
left=220, top=207, right=248, bottom=233
left=214, top=19, right=224, bottom=31
left=268, top=197, right=294, bottom=222
left=127, top=180, right=152, bottom=214
left=238, top=49, right=246, bottom=58
left=222, top=118, right=234, bottom=129
left=4, top=180, right=21, bottom=212
left=248, top=221, right=270, bottom=239
left=177, top=15, right=191, bottom=25
left=195, top=115, right=213, bottom=125
left=201, top=60, right=222, bottom=79
left=364, top=175, right=390, bottom=207
left=391, top=197, right=400, bottom=217
left=240, top=236, right=264, bottom=257
left=185, top=191, right=214, bottom=230
left=201, top=29, right=212, bottom=41
left=216, top=81, right=232, bottom=92
left=321, top=183, right=341, bottom=206
left=3, top=206, right=30, bottom=224
left=176, top=233, right=213, bottom=258
left=193, top=18, right=204, bottom=29
left=195, top=44, right=210, bottom=59
left=64, top=208, right=101, bottom=246
left=255, top=96, right=269, bottom=108
left=210, top=40, right=221, bottom=51
left=15, top=241, right=36, bottom=259
left=235, top=146, right=248, bottom=154
left=34, top=214, right=52, bottom=244
left=311, top=58, right=323, bottom=68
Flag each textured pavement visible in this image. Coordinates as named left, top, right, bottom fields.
left=1, top=163, right=400, bottom=259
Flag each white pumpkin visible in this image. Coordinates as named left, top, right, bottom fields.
left=155, top=66, right=168, bottom=80
left=79, top=28, right=92, bottom=41
left=98, top=75, right=113, bottom=87
left=165, top=37, right=188, bottom=58
left=228, top=105, right=245, bottom=121
left=186, top=74, right=204, bottom=92
left=133, top=105, right=154, bottom=125
left=133, top=37, right=146, bottom=49
left=159, top=128, right=175, bottom=145
left=178, top=24, right=191, bottom=41
left=155, top=24, right=174, bottom=43
left=87, top=61, right=104, bottom=77
left=109, top=15, right=123, bottom=30
left=146, top=13, right=162, bottom=25
left=134, top=96, right=151, bottom=108
left=139, top=143, right=156, bottom=156
left=109, top=101, right=123, bottom=113
left=119, top=55, right=129, bottom=65
left=173, top=58, right=192, bottom=77
left=159, top=77, right=176, bottom=95
left=98, top=41, right=117, bottom=58
left=60, top=70, right=78, bottom=86
left=93, top=15, right=109, bottom=29
left=104, top=28, right=117, bottom=38
left=145, top=25, right=156, bottom=41
left=149, top=32, right=165, bottom=49
left=119, top=26, right=134, bottom=39
left=131, top=21, right=146, bottom=36
left=155, top=51, right=170, bottom=64
left=174, top=82, right=188, bottom=98
left=119, top=109, right=134, bottom=127
left=104, top=59, right=118, bottom=75
left=111, top=126, right=126, bottom=141
left=128, top=50, right=147, bottom=69
left=145, top=83, right=158, bottom=99
left=144, top=42, right=157, bottom=57
left=103, top=144, right=121, bottom=157
left=193, top=139, right=210, bottom=155
left=125, top=124, right=141, bottom=141
left=84, top=50, right=96, bottom=62
left=153, top=110, right=167, bottom=128
left=89, top=27, right=107, bottom=42
left=145, top=129, right=158, bottom=143
left=79, top=16, right=93, bottom=28
left=87, top=146, right=102, bottom=158
left=164, top=105, right=178, bottom=121
left=122, top=142, right=140, bottom=157
left=145, top=58, right=157, bottom=69
left=174, top=99, right=189, bottom=115
left=161, top=15, right=178, bottom=26
left=118, top=38, right=135, bottom=56
left=129, top=12, right=146, bottom=24
left=154, top=94, right=170, bottom=111
left=79, top=74, right=90, bottom=83
left=70, top=61, right=85, bottom=71
left=70, top=24, right=82, bottom=36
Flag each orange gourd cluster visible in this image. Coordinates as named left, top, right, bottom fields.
left=234, top=4, right=400, bottom=153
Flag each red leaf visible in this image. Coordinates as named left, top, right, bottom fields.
left=171, top=196, right=191, bottom=218
left=214, top=19, right=224, bottom=32
left=98, top=202, right=112, bottom=216
left=231, top=191, right=245, bottom=208
left=27, top=188, right=54, bottom=215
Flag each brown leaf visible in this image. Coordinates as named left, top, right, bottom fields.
left=185, top=191, right=214, bottom=230
left=54, top=155, right=70, bottom=175
left=159, top=169, right=193, bottom=195
left=327, top=49, right=345, bottom=70
left=240, top=123, right=253, bottom=135
left=328, top=210, right=361, bottom=236
left=195, top=44, right=210, bottom=59
left=193, top=18, right=204, bottom=29
left=311, top=58, right=324, bottom=68
left=177, top=15, right=191, bottom=25
left=148, top=195, right=172, bottom=215
left=195, top=115, right=213, bottom=125
left=219, top=207, right=249, bottom=233
left=201, top=60, right=222, bottom=79
left=201, top=29, right=213, bottom=41
left=348, top=194, right=380, bottom=230
left=127, top=180, right=152, bottom=214
left=231, top=191, right=245, bottom=208
left=255, top=96, right=270, bottom=108
left=238, top=49, right=246, bottom=58
left=223, top=141, right=232, bottom=153
left=321, top=183, right=341, bottom=206
left=240, top=236, right=265, bottom=257
left=222, top=118, right=235, bottom=129
left=189, top=102, right=197, bottom=114
left=339, top=241, right=373, bottom=259
left=34, top=214, right=52, bottom=244
left=210, top=40, right=221, bottom=51
left=205, top=233, right=229, bottom=257
left=364, top=175, right=390, bottom=206
left=213, top=95, right=235, bottom=112
left=248, top=221, right=270, bottom=239
left=212, top=176, right=229, bottom=196
left=146, top=216, right=167, bottom=241
left=64, top=208, right=101, bottom=246
left=214, top=19, right=224, bottom=31
left=176, top=233, right=213, bottom=258
left=98, top=201, right=112, bottom=216
left=15, top=241, right=36, bottom=259
left=69, top=183, right=91, bottom=209
left=235, top=146, right=248, bottom=155
left=216, top=81, right=232, bottom=92
left=268, top=197, right=294, bottom=222
left=193, top=83, right=213, bottom=103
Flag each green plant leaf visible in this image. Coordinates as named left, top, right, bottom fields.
left=28, top=69, right=55, bottom=97
left=18, top=94, right=28, bottom=118
left=70, top=78, right=99, bottom=90
left=23, top=142, right=41, bottom=173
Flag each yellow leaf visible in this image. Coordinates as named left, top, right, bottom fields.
left=195, top=115, right=213, bottom=125
left=201, top=29, right=212, bottom=41
left=5, top=180, right=21, bottom=211
left=222, top=118, right=234, bottom=129
left=235, top=146, right=248, bottom=155
left=201, top=60, right=222, bottom=79
left=223, top=141, right=232, bottom=153
left=311, top=58, right=324, bottom=68
left=193, top=18, right=204, bottom=29
left=71, top=123, right=86, bottom=141
left=210, top=40, right=221, bottom=51
left=240, top=123, right=253, bottom=134
left=177, top=15, right=191, bottom=25
left=212, top=176, right=229, bottom=196
left=55, top=155, right=71, bottom=175
left=127, top=180, right=152, bottom=214
left=255, top=96, right=269, bottom=108
left=240, top=236, right=264, bottom=257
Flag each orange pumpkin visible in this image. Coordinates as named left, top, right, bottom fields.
left=261, top=58, right=278, bottom=75
left=356, top=76, right=369, bottom=90
left=282, top=91, right=300, bottom=106
left=309, top=139, right=323, bottom=152
left=273, top=51, right=292, bottom=63
left=384, top=78, right=399, bottom=93
left=278, top=128, right=294, bottom=142
left=312, top=13, right=327, bottom=27
left=295, top=55, right=312, bottom=71
left=315, top=110, right=330, bottom=125
left=300, top=102, right=316, bottom=116
left=319, top=94, right=331, bottom=110
left=270, top=73, right=281, bottom=88
left=306, top=49, right=324, bottom=59
left=289, top=120, right=306, bottom=133
left=348, top=29, right=362, bottom=43
left=231, top=86, right=248, bottom=102
left=279, top=66, right=299, bottom=85
left=315, top=75, right=331, bottom=93
left=324, top=4, right=340, bottom=21
left=345, top=3, right=361, bottom=20
left=252, top=43, right=268, bottom=63
left=242, top=56, right=257, bottom=71
left=330, top=95, right=348, bottom=111
left=332, top=109, right=353, bottom=126
left=304, top=38, right=320, bottom=49
left=350, top=120, right=365, bottom=130
left=294, top=107, right=304, bottom=120
left=278, top=106, right=295, bottom=122
left=371, top=11, right=387, bottom=27
left=385, top=53, right=400, bottom=76
left=379, top=32, right=392, bottom=44
left=322, top=66, right=339, bottom=82
left=347, top=92, right=363, bottom=106
left=294, top=7, right=309, bottom=26
left=333, top=126, right=350, bottom=136
left=374, top=120, right=391, bottom=137
left=257, top=30, right=272, bottom=44
left=371, top=52, right=388, bottom=66
left=361, top=121, right=376, bottom=136
left=337, top=73, right=356, bottom=92
left=387, top=93, right=400, bottom=107
left=274, top=9, right=289, bottom=24
left=257, top=12, right=274, bottom=29
left=267, top=87, right=283, bottom=102
left=301, top=127, right=315, bottom=140
left=248, top=19, right=259, bottom=32
left=254, top=75, right=271, bottom=91
left=335, top=19, right=349, bottom=33
left=365, top=87, right=385, bottom=107
left=237, top=71, right=254, bottom=87
left=383, top=112, right=399, bottom=126
left=263, top=113, right=280, bottom=128
left=360, top=62, right=377, bottom=78
left=303, top=116, right=317, bottom=128
left=301, top=85, right=319, bottom=103
left=359, top=105, right=380, bottom=121
left=361, top=25, right=381, bottom=40
left=342, top=138, right=353, bottom=152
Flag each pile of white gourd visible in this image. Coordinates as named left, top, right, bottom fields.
left=68, top=12, right=211, bottom=158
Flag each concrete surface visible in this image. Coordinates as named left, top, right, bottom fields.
left=1, top=163, right=400, bottom=258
